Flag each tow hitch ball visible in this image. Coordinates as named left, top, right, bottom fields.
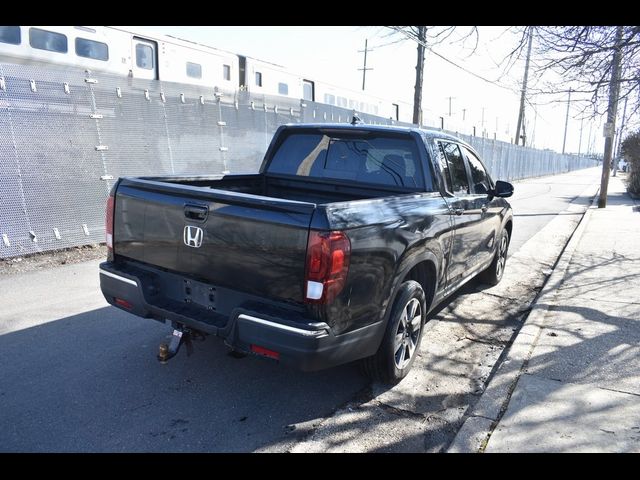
left=157, top=326, right=204, bottom=364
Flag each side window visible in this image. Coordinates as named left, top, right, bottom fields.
left=324, top=93, right=336, bottom=105
left=441, top=142, right=470, bottom=195
left=436, top=142, right=453, bottom=193
left=0, top=26, right=21, bottom=45
left=135, top=43, right=154, bottom=69
left=255, top=71, right=262, bottom=87
left=186, top=62, right=202, bottom=79
left=278, top=82, right=288, bottom=95
left=462, top=146, right=492, bottom=195
left=29, top=28, right=67, bottom=53
left=222, top=64, right=231, bottom=81
left=75, top=38, right=109, bottom=61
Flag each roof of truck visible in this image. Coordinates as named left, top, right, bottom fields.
left=282, top=122, right=468, bottom=145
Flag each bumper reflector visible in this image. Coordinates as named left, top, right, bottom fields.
left=115, top=297, right=133, bottom=310
left=250, top=344, right=280, bottom=360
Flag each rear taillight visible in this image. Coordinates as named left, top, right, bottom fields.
left=304, top=230, right=351, bottom=304
left=105, top=193, right=115, bottom=251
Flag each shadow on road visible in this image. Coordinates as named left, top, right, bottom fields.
left=0, top=305, right=371, bottom=452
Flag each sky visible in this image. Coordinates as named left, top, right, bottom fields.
left=125, top=25, right=608, bottom=156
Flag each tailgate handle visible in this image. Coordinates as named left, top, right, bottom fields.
left=184, top=204, right=208, bottom=221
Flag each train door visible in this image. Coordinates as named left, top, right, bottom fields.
left=303, top=79, right=315, bottom=101
left=238, top=55, right=246, bottom=88
left=131, top=37, right=157, bottom=80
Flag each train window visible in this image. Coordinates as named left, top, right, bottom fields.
left=303, top=80, right=314, bottom=101
left=29, top=28, right=67, bottom=53
left=278, top=83, right=288, bottom=95
left=324, top=94, right=336, bottom=105
left=186, top=62, right=202, bottom=79
left=255, top=72, right=263, bottom=87
left=223, top=64, right=231, bottom=81
left=0, top=26, right=21, bottom=45
left=135, top=44, right=154, bottom=70
left=75, top=38, right=108, bottom=61
left=337, top=97, right=347, bottom=108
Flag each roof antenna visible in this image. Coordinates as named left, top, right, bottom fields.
left=351, top=113, right=363, bottom=125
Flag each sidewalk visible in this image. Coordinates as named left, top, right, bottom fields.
left=449, top=174, right=640, bottom=453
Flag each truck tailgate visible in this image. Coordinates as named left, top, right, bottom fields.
left=113, top=178, right=315, bottom=303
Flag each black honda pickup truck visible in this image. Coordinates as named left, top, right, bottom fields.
left=100, top=122, right=513, bottom=383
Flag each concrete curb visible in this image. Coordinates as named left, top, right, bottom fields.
left=447, top=184, right=600, bottom=453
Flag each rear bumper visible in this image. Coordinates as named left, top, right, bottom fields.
left=99, top=261, right=385, bottom=371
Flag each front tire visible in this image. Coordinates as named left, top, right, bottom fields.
left=361, top=280, right=427, bottom=384
left=479, top=228, right=510, bottom=286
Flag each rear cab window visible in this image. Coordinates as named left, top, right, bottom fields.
left=266, top=129, right=433, bottom=191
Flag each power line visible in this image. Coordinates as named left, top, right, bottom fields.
left=389, top=27, right=520, bottom=95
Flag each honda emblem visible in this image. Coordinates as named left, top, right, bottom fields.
left=183, top=226, right=203, bottom=248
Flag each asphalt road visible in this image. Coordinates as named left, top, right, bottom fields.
left=507, top=168, right=600, bottom=256
left=0, top=167, right=602, bottom=452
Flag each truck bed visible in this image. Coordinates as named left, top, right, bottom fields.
left=141, top=173, right=408, bottom=205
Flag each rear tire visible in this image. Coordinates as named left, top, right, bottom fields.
left=479, top=228, right=510, bottom=286
left=360, top=280, right=426, bottom=384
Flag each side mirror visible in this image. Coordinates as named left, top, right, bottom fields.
left=492, top=180, right=514, bottom=198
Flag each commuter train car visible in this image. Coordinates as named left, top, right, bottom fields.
left=0, top=25, right=412, bottom=122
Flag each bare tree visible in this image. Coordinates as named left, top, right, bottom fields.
left=382, top=26, right=479, bottom=125
left=507, top=26, right=640, bottom=207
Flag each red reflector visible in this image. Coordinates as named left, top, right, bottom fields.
left=250, top=344, right=280, bottom=360
left=114, top=297, right=133, bottom=309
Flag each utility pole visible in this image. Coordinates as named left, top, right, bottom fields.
left=587, top=121, right=593, bottom=156
left=412, top=26, right=427, bottom=125
left=462, top=108, right=466, bottom=121
left=598, top=25, right=624, bottom=209
left=562, top=88, right=572, bottom=154
left=531, top=111, right=537, bottom=148
left=612, top=96, right=628, bottom=177
left=358, top=39, right=374, bottom=91
left=515, top=28, right=533, bottom=146
left=481, top=107, right=486, bottom=137
left=578, top=117, right=584, bottom=157
left=447, top=96, right=456, bottom=116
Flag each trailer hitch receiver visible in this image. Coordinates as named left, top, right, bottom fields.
left=157, top=326, right=205, bottom=364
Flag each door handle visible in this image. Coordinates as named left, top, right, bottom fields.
left=481, top=205, right=488, bottom=213
left=454, top=208, right=464, bottom=216
left=184, top=204, right=208, bottom=221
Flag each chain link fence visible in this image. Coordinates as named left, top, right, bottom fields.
left=0, top=63, right=598, bottom=259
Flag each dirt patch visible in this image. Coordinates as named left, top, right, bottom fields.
left=0, top=244, right=107, bottom=276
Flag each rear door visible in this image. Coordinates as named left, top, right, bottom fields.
left=436, top=140, right=487, bottom=287
left=131, top=37, right=157, bottom=80
left=460, top=145, right=502, bottom=268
